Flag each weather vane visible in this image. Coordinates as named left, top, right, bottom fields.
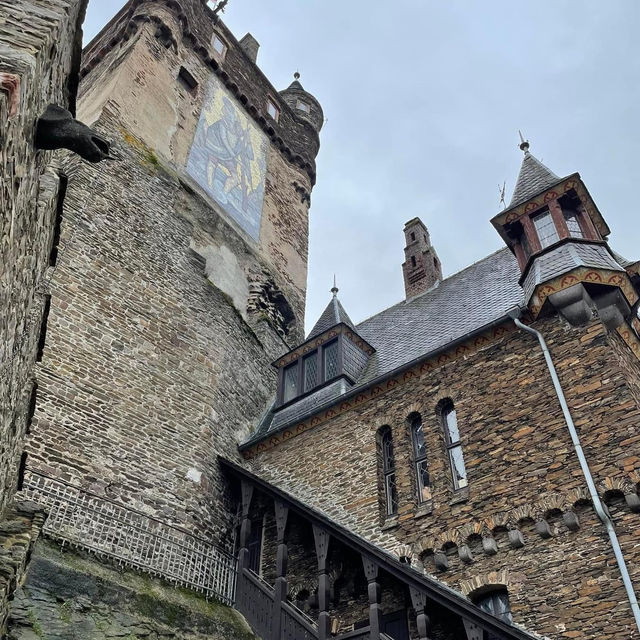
left=499, top=181, right=506, bottom=210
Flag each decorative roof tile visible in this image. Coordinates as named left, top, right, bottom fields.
left=509, top=151, right=560, bottom=208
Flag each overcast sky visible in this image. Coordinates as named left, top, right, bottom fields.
left=83, top=1, right=639, bottom=334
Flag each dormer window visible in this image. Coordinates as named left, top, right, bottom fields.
left=296, top=99, right=310, bottom=113
left=266, top=98, right=279, bottom=122
left=532, top=209, right=558, bottom=248
left=212, top=34, right=227, bottom=57
left=282, top=362, right=299, bottom=403
left=303, top=352, right=318, bottom=392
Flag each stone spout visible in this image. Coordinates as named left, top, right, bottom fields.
left=35, top=104, right=113, bottom=162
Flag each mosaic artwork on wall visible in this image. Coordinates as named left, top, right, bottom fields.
left=187, top=74, right=268, bottom=241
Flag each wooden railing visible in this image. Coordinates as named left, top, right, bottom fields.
left=236, top=567, right=320, bottom=640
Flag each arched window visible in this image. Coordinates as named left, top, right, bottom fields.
left=473, top=589, right=512, bottom=640
left=409, top=413, right=431, bottom=503
left=441, top=401, right=468, bottom=490
left=380, top=427, right=398, bottom=516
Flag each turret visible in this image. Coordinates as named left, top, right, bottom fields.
left=279, top=72, right=324, bottom=133
left=492, top=136, right=638, bottom=329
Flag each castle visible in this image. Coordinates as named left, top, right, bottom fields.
left=2, top=1, right=640, bottom=639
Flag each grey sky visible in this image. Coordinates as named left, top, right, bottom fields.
left=83, top=1, right=640, bottom=334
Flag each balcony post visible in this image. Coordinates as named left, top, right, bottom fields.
left=409, top=586, right=432, bottom=640
left=313, top=524, right=331, bottom=640
left=271, top=499, right=289, bottom=640
left=238, top=480, right=254, bottom=572
left=362, top=555, right=382, bottom=640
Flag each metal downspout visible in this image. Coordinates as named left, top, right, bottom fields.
left=512, top=315, right=640, bottom=634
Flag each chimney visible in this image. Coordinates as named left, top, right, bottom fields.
left=402, top=217, right=442, bottom=299
left=239, top=33, right=260, bottom=63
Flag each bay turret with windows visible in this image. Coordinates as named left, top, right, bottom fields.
left=279, top=72, right=324, bottom=133
left=492, top=137, right=637, bottom=328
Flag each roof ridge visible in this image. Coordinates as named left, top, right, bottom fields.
left=356, top=246, right=512, bottom=329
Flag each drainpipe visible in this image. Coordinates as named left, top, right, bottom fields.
left=511, top=313, right=640, bottom=634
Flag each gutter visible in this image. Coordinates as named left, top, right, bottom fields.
left=241, top=310, right=520, bottom=450
left=511, top=311, right=640, bottom=634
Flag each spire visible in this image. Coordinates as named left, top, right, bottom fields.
left=307, top=282, right=355, bottom=339
left=508, top=136, right=560, bottom=208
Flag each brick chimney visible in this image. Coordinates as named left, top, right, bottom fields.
left=402, top=218, right=442, bottom=298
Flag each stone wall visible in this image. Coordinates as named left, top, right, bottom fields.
left=9, top=541, right=257, bottom=640
left=0, top=0, right=87, bottom=519
left=0, top=0, right=88, bottom=633
left=251, top=314, right=640, bottom=639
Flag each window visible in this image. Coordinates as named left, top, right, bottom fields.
left=212, top=34, right=227, bottom=56
left=411, top=256, right=416, bottom=268
left=323, top=340, right=339, bottom=381
left=532, top=210, right=559, bottom=248
left=410, top=414, right=431, bottom=503
left=441, top=402, right=468, bottom=490
left=563, top=209, right=584, bottom=239
left=381, top=428, right=398, bottom=516
left=266, top=98, right=279, bottom=122
left=282, top=362, right=299, bottom=403
left=474, top=590, right=512, bottom=640
left=178, top=66, right=198, bottom=94
left=410, top=232, right=416, bottom=242
left=296, top=99, right=311, bottom=113
left=303, top=352, right=318, bottom=392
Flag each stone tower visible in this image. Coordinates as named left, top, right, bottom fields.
left=402, top=217, right=442, bottom=298
left=24, top=0, right=323, bottom=549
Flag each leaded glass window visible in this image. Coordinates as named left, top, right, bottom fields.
left=381, top=428, right=398, bottom=516
left=303, top=352, right=318, bottom=392
left=475, top=590, right=513, bottom=640
left=532, top=210, right=559, bottom=248
left=323, top=340, right=339, bottom=381
left=410, top=414, right=431, bottom=503
left=282, top=362, right=299, bottom=403
left=563, top=209, right=584, bottom=239
left=442, top=402, right=468, bottom=490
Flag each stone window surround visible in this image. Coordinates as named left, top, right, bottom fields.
left=211, top=32, right=228, bottom=59
left=266, top=96, right=280, bottom=122
left=377, top=425, right=399, bottom=524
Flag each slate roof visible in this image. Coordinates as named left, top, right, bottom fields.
left=245, top=248, right=524, bottom=445
left=509, top=151, right=561, bottom=208
left=307, top=294, right=356, bottom=339
left=522, top=243, right=625, bottom=302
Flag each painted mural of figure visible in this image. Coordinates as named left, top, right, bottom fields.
left=186, top=78, right=268, bottom=241
left=203, top=97, right=255, bottom=213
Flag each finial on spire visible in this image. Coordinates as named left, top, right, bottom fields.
left=518, top=130, right=530, bottom=153
left=331, top=275, right=338, bottom=297
left=294, top=71, right=300, bottom=81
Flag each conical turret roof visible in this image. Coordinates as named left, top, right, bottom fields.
left=307, top=288, right=356, bottom=339
left=509, top=148, right=560, bottom=208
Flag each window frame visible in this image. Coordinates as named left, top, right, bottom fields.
left=266, top=97, right=280, bottom=122
left=212, top=33, right=228, bottom=58
left=276, top=336, right=344, bottom=406
left=440, top=401, right=468, bottom=491
left=562, top=209, right=585, bottom=239
left=302, top=351, right=318, bottom=393
left=380, top=427, right=398, bottom=517
left=473, top=589, right=513, bottom=640
left=409, top=413, right=431, bottom=504
left=296, top=99, right=311, bottom=113
left=531, top=208, right=559, bottom=249
left=281, top=360, right=300, bottom=404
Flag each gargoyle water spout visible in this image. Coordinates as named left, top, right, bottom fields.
left=35, top=104, right=113, bottom=162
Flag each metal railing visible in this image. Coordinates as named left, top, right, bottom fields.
left=22, top=472, right=237, bottom=605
